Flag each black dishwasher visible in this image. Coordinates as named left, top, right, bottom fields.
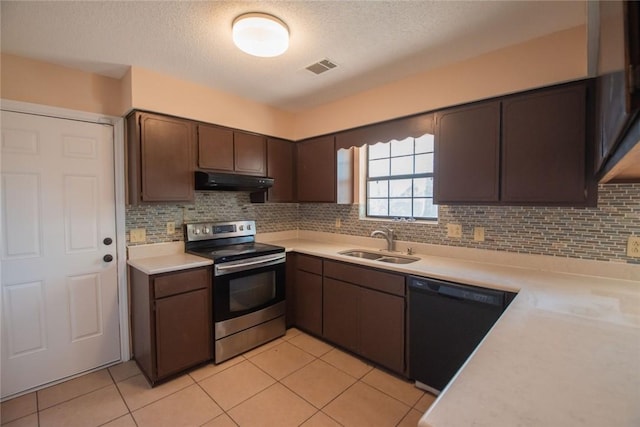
left=408, top=276, right=514, bottom=394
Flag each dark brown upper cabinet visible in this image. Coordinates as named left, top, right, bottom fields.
left=595, top=0, right=640, bottom=183
left=435, top=81, right=594, bottom=206
left=266, top=138, right=294, bottom=202
left=434, top=102, right=501, bottom=203
left=502, top=84, right=587, bottom=203
left=296, top=135, right=353, bottom=203
left=126, top=111, right=195, bottom=204
left=198, top=124, right=266, bottom=176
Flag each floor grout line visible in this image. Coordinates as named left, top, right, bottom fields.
left=16, top=329, right=432, bottom=427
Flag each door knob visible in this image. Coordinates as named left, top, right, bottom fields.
left=103, top=254, right=114, bottom=263
left=103, top=237, right=113, bottom=245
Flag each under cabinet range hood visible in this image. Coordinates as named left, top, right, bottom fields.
left=195, top=171, right=274, bottom=191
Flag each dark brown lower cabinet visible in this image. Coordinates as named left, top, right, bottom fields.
left=285, top=253, right=297, bottom=328
left=322, top=260, right=406, bottom=375
left=292, top=255, right=323, bottom=336
left=131, top=266, right=212, bottom=385
left=358, top=287, right=405, bottom=373
left=323, top=278, right=359, bottom=353
left=155, top=289, right=210, bottom=378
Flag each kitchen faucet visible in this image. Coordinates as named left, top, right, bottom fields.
left=371, top=227, right=395, bottom=252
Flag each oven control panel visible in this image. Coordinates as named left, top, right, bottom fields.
left=185, top=220, right=255, bottom=242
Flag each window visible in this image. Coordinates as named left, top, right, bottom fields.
left=366, top=134, right=438, bottom=220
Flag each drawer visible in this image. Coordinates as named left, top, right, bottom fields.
left=296, top=254, right=323, bottom=275
left=154, top=267, right=210, bottom=299
left=324, top=260, right=405, bottom=296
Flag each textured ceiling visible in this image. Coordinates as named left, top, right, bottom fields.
left=0, top=1, right=586, bottom=112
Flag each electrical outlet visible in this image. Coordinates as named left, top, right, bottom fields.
left=447, top=223, right=462, bottom=238
left=335, top=218, right=341, bottom=228
left=167, top=221, right=176, bottom=234
left=474, top=227, right=485, bottom=242
left=627, top=236, right=640, bottom=258
left=130, top=228, right=146, bottom=243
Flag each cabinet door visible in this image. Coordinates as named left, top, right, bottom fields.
left=359, top=288, right=405, bottom=374
left=297, top=136, right=336, bottom=202
left=198, top=124, right=234, bottom=171
left=267, top=138, right=294, bottom=202
left=434, top=102, right=501, bottom=203
left=285, top=253, right=297, bottom=327
left=502, top=84, right=586, bottom=203
left=140, top=113, right=194, bottom=202
left=234, top=132, right=266, bottom=176
left=155, top=288, right=211, bottom=378
left=293, top=269, right=323, bottom=336
left=323, top=278, right=359, bottom=353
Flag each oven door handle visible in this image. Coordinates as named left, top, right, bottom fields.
left=215, top=254, right=285, bottom=273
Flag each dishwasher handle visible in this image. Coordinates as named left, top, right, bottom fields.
left=408, top=276, right=505, bottom=308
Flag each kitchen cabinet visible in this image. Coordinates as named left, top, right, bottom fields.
left=595, top=1, right=640, bottom=183
left=501, top=84, right=588, bottom=203
left=323, top=278, right=359, bottom=353
left=435, top=81, right=594, bottom=205
left=130, top=266, right=212, bottom=385
left=198, top=124, right=266, bottom=176
left=358, top=286, right=405, bottom=372
left=322, top=260, right=405, bottom=374
left=296, top=136, right=353, bottom=203
left=292, top=254, right=323, bottom=336
left=434, top=102, right=501, bottom=203
left=296, top=136, right=335, bottom=202
left=126, top=111, right=195, bottom=204
left=267, top=137, right=295, bottom=202
left=285, top=253, right=297, bottom=327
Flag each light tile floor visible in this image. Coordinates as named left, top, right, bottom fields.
left=1, top=328, right=436, bottom=427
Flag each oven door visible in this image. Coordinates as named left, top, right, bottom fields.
left=213, top=254, right=285, bottom=323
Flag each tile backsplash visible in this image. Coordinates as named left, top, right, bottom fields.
left=126, top=184, right=640, bottom=264
left=125, top=191, right=298, bottom=243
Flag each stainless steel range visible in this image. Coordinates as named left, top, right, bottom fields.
left=185, top=220, right=286, bottom=363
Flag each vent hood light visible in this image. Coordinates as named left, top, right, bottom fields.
left=232, top=13, right=289, bottom=58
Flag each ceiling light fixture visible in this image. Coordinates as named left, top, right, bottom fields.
left=232, top=13, right=289, bottom=58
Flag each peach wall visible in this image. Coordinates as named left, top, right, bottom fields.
left=128, top=67, right=295, bottom=139
left=1, top=25, right=587, bottom=140
left=292, top=26, right=588, bottom=140
left=0, top=53, right=124, bottom=116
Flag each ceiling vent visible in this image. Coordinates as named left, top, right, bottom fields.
left=305, top=58, right=338, bottom=75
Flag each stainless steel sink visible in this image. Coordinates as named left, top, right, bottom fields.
left=339, top=250, right=384, bottom=260
left=339, top=249, right=419, bottom=264
left=377, top=255, right=420, bottom=264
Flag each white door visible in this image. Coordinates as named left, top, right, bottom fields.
left=1, top=110, right=120, bottom=399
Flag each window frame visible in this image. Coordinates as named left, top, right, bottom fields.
left=365, top=136, right=437, bottom=221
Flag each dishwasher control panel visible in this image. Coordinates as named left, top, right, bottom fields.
left=409, top=277, right=505, bottom=307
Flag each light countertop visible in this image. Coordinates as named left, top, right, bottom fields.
left=262, top=234, right=640, bottom=427
left=127, top=233, right=640, bottom=426
left=127, top=242, right=212, bottom=274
